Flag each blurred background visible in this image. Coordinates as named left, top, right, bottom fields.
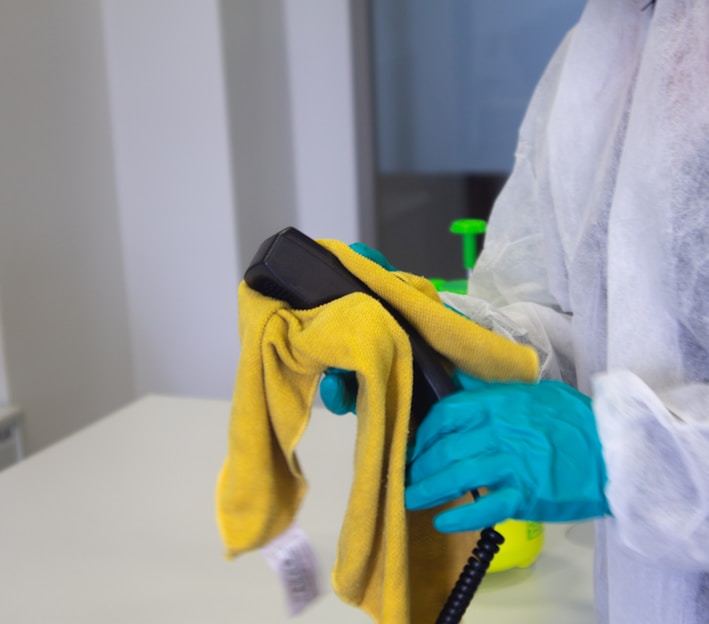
left=0, top=0, right=582, bottom=461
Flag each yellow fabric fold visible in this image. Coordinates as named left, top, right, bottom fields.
left=216, top=239, right=538, bottom=623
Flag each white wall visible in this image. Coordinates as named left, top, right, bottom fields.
left=0, top=0, right=135, bottom=452
left=101, top=0, right=241, bottom=399
left=0, top=287, right=10, bottom=406
left=219, top=0, right=299, bottom=269
left=220, top=0, right=361, bottom=269
left=0, top=0, right=360, bottom=453
left=283, top=0, right=360, bottom=243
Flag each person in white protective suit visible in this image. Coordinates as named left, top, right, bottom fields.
left=322, top=0, right=709, bottom=621
left=438, top=0, right=709, bottom=620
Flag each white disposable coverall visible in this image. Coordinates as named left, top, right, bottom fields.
left=443, top=0, right=709, bottom=621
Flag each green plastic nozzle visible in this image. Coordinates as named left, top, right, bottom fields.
left=450, top=218, right=487, bottom=271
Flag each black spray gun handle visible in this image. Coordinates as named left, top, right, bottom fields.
left=244, top=227, right=502, bottom=623
left=244, top=226, right=455, bottom=429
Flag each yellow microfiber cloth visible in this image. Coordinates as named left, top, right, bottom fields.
left=216, top=239, right=539, bottom=624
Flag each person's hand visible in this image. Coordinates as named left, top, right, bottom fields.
left=348, top=242, right=398, bottom=272
left=320, top=368, right=359, bottom=415
left=405, top=373, right=610, bottom=532
left=319, top=242, right=396, bottom=415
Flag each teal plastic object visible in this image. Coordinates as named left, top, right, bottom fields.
left=405, top=373, right=609, bottom=533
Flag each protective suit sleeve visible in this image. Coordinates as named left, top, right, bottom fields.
left=593, top=370, right=709, bottom=570
left=439, top=292, right=576, bottom=384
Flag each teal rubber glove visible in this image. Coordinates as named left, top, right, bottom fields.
left=405, top=373, right=609, bottom=533
left=319, top=242, right=396, bottom=415
left=348, top=242, right=398, bottom=272
left=320, top=368, right=359, bottom=415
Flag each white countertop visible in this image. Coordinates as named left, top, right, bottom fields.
left=0, top=395, right=595, bottom=623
